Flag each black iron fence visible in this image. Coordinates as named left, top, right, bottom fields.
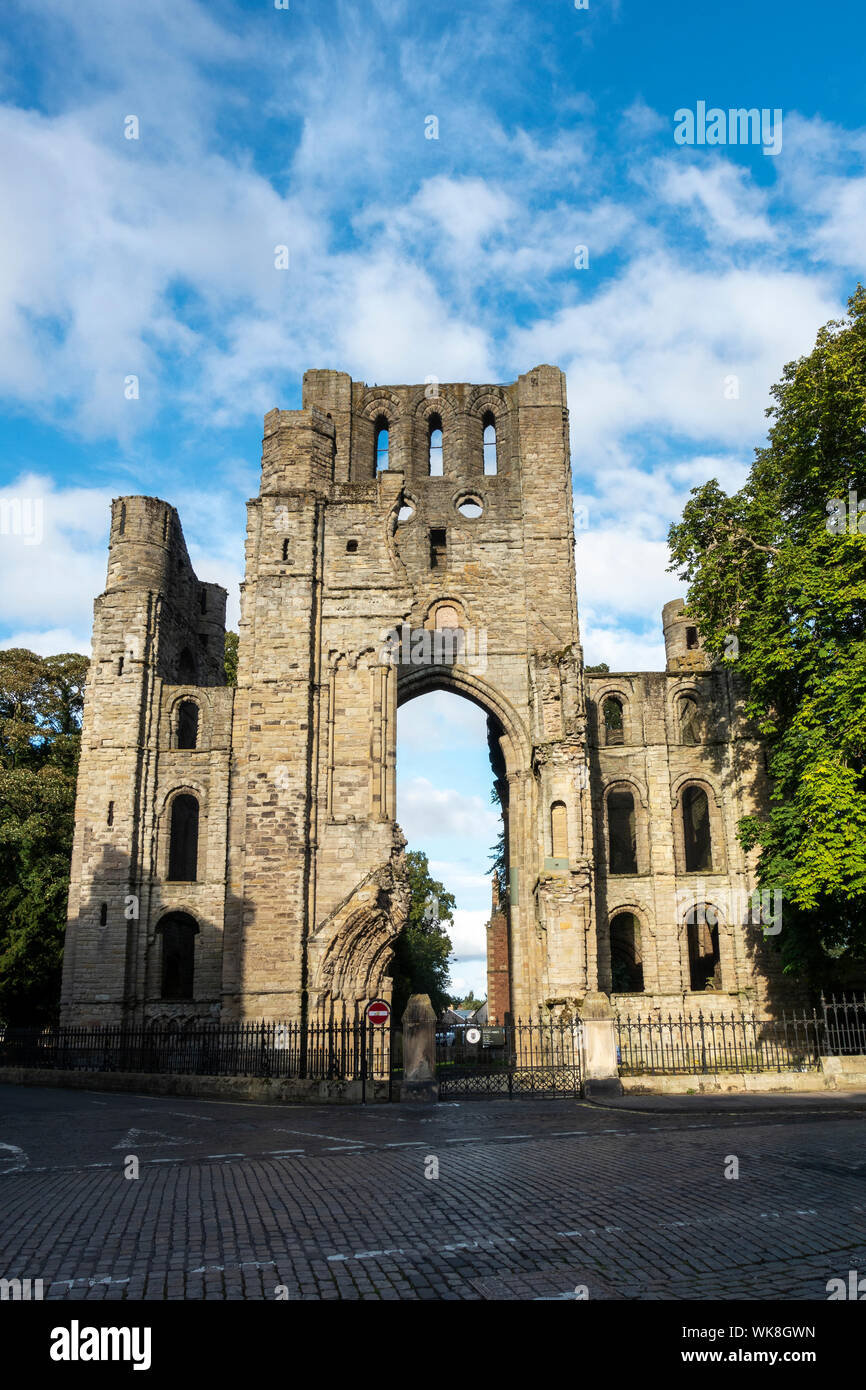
left=436, top=1017, right=582, bottom=1097
left=616, top=994, right=866, bottom=1076
left=0, top=1018, right=392, bottom=1083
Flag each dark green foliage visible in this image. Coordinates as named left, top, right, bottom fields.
left=224, top=631, right=239, bottom=687
left=668, top=287, right=866, bottom=980
left=0, top=649, right=88, bottom=1024
left=389, top=849, right=455, bottom=1020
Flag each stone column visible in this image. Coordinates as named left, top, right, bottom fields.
left=579, top=992, right=622, bottom=1098
left=400, top=994, right=439, bottom=1103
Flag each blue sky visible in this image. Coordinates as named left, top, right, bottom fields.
left=1, top=0, right=863, bottom=995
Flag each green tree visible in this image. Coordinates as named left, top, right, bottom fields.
left=224, top=630, right=239, bottom=687
left=388, top=849, right=454, bottom=1019
left=0, top=649, right=89, bottom=1024
left=668, top=286, right=866, bottom=981
left=488, top=784, right=507, bottom=903
left=452, top=991, right=485, bottom=1011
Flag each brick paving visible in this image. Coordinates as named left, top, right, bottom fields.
left=1, top=1084, right=865, bottom=1300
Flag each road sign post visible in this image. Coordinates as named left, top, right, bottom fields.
left=362, top=1000, right=391, bottom=1103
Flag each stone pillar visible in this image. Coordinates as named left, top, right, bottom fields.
left=578, top=992, right=622, bottom=1098
left=400, top=994, right=439, bottom=1103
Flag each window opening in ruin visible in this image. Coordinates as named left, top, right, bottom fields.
left=177, top=701, right=199, bottom=750
left=688, top=908, right=721, bottom=990
left=682, top=785, right=713, bottom=872
left=609, top=912, right=644, bottom=992
left=160, top=913, right=198, bottom=1000
left=602, top=696, right=624, bottom=745
left=482, top=413, right=497, bottom=475
left=168, top=795, right=199, bottom=881
left=429, top=528, right=447, bottom=568
left=375, top=419, right=390, bottom=473
left=428, top=418, right=444, bottom=476
left=679, top=694, right=699, bottom=744
left=608, top=788, right=637, bottom=874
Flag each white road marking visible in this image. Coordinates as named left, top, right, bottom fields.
left=276, top=1127, right=364, bottom=1143
left=327, top=1248, right=405, bottom=1262
left=0, top=1142, right=28, bottom=1173
left=112, top=1128, right=190, bottom=1149
left=207, top=1153, right=245, bottom=1159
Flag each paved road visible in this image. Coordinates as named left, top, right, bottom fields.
left=1, top=1084, right=865, bottom=1300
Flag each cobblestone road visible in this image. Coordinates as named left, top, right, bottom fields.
left=1, top=1085, right=865, bottom=1300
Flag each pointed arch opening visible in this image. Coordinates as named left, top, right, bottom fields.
left=395, top=675, right=519, bottom=1025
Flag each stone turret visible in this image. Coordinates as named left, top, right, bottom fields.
left=663, top=598, right=710, bottom=673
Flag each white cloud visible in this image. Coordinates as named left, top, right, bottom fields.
left=0, top=473, right=111, bottom=633
left=654, top=160, right=775, bottom=243
left=0, top=627, right=90, bottom=656
left=511, top=259, right=843, bottom=466
left=445, top=908, right=489, bottom=962
left=398, top=690, right=489, bottom=751
left=397, top=777, right=500, bottom=843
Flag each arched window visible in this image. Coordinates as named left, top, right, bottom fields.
left=168, top=794, right=199, bottom=881
left=177, top=647, right=197, bottom=685
left=482, top=412, right=497, bottom=475
left=682, top=785, right=712, bottom=872
left=610, top=912, right=643, bottom=992
left=602, top=696, right=624, bottom=746
left=176, top=701, right=199, bottom=750
left=678, top=694, right=699, bottom=744
left=159, top=913, right=198, bottom=1001
left=608, top=788, right=637, bottom=874
left=550, top=801, right=568, bottom=859
left=428, top=416, right=443, bottom=476
left=375, top=418, right=390, bottom=473
left=687, top=905, right=721, bottom=990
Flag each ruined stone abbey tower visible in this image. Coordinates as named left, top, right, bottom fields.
left=61, top=366, right=781, bottom=1027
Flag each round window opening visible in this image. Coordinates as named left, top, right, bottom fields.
left=397, top=502, right=415, bottom=523
left=456, top=496, right=483, bottom=519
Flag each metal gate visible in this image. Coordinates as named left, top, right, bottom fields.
left=435, top=1017, right=582, bottom=1099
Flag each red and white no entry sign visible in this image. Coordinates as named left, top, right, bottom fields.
left=366, top=999, right=390, bottom=1026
